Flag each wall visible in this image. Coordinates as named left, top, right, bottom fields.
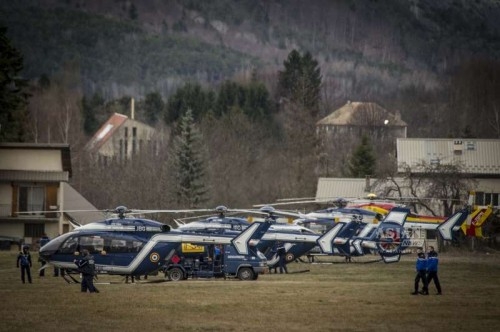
left=0, top=149, right=62, bottom=171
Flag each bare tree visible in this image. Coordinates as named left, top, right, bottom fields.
left=200, top=110, right=284, bottom=207
left=448, top=59, right=500, bottom=138
left=378, top=161, right=477, bottom=216
left=27, top=61, right=84, bottom=145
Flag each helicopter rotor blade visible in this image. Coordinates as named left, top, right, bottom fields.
left=67, top=218, right=82, bottom=228
left=15, top=209, right=109, bottom=215
left=173, top=219, right=185, bottom=227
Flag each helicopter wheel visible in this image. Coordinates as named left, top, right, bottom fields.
left=167, top=267, right=184, bottom=282
left=237, top=267, right=254, bottom=281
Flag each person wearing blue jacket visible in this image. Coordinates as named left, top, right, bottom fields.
left=426, top=246, right=442, bottom=295
left=411, top=247, right=428, bottom=295
left=17, top=246, right=33, bottom=284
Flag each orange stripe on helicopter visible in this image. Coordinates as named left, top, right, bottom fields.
left=353, top=203, right=446, bottom=224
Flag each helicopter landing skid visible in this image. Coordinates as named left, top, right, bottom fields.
left=62, top=273, right=80, bottom=284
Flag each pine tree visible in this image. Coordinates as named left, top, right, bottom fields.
left=243, top=81, right=271, bottom=120
left=276, top=50, right=322, bottom=197
left=165, top=83, right=213, bottom=124
left=82, top=93, right=104, bottom=135
left=143, top=91, right=164, bottom=126
left=0, top=26, right=29, bottom=142
left=171, top=109, right=209, bottom=207
left=348, top=135, right=376, bottom=178
left=278, top=49, right=322, bottom=116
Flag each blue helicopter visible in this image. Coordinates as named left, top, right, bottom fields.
left=314, top=207, right=412, bottom=263
left=174, top=205, right=341, bottom=267
left=38, top=206, right=273, bottom=281
left=173, top=205, right=391, bottom=266
left=254, top=199, right=384, bottom=234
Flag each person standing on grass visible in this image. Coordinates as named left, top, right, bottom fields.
left=277, top=241, right=288, bottom=274
left=39, top=234, right=60, bottom=277
left=411, top=247, right=428, bottom=295
left=74, top=249, right=99, bottom=293
left=17, top=246, right=33, bottom=284
left=38, top=234, right=50, bottom=277
left=426, top=246, right=442, bottom=295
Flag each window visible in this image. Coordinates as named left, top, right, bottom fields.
left=466, top=141, right=476, bottom=150
left=476, top=192, right=499, bottom=207
left=24, top=223, right=45, bottom=238
left=132, top=127, right=137, bottom=155
left=476, top=192, right=484, bottom=205
left=426, top=229, right=437, bottom=240
left=79, top=235, right=104, bottom=254
left=18, top=186, right=45, bottom=214
left=107, top=238, right=144, bottom=253
left=484, top=193, right=499, bottom=207
left=59, top=236, right=79, bottom=254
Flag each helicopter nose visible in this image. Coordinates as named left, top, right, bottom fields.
left=39, top=247, right=55, bottom=262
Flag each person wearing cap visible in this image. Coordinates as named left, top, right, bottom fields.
left=17, top=246, right=33, bottom=284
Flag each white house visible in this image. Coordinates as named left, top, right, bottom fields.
left=0, top=143, right=99, bottom=249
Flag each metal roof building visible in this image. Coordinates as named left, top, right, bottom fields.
left=317, top=138, right=500, bottom=210
left=397, top=138, right=500, bottom=176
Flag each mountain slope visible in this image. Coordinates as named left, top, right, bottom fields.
left=1, top=0, right=500, bottom=102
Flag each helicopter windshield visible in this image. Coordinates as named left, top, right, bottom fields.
left=38, top=232, right=74, bottom=261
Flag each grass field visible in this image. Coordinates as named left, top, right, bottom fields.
left=1, top=250, right=500, bottom=332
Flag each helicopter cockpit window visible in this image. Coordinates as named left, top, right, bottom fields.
left=58, top=236, right=79, bottom=254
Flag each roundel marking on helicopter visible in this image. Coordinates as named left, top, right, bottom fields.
left=378, top=226, right=402, bottom=253
left=285, top=253, right=295, bottom=262
left=149, top=252, right=160, bottom=263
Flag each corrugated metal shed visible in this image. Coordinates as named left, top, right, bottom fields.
left=316, top=178, right=372, bottom=200
left=397, top=138, right=500, bottom=174
left=316, top=177, right=416, bottom=201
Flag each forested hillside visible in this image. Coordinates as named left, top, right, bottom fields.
left=2, top=0, right=500, bottom=137
left=1, top=0, right=500, bottom=210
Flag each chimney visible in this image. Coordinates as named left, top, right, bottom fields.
left=131, top=97, right=135, bottom=120
left=394, top=110, right=401, bottom=122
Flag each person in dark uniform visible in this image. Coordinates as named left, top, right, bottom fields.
left=74, top=249, right=98, bottom=293
left=277, top=241, right=288, bottom=274
left=426, top=246, right=442, bottom=295
left=411, top=247, right=428, bottom=295
left=39, top=234, right=59, bottom=277
left=17, top=246, right=33, bottom=284
left=39, top=234, right=50, bottom=277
